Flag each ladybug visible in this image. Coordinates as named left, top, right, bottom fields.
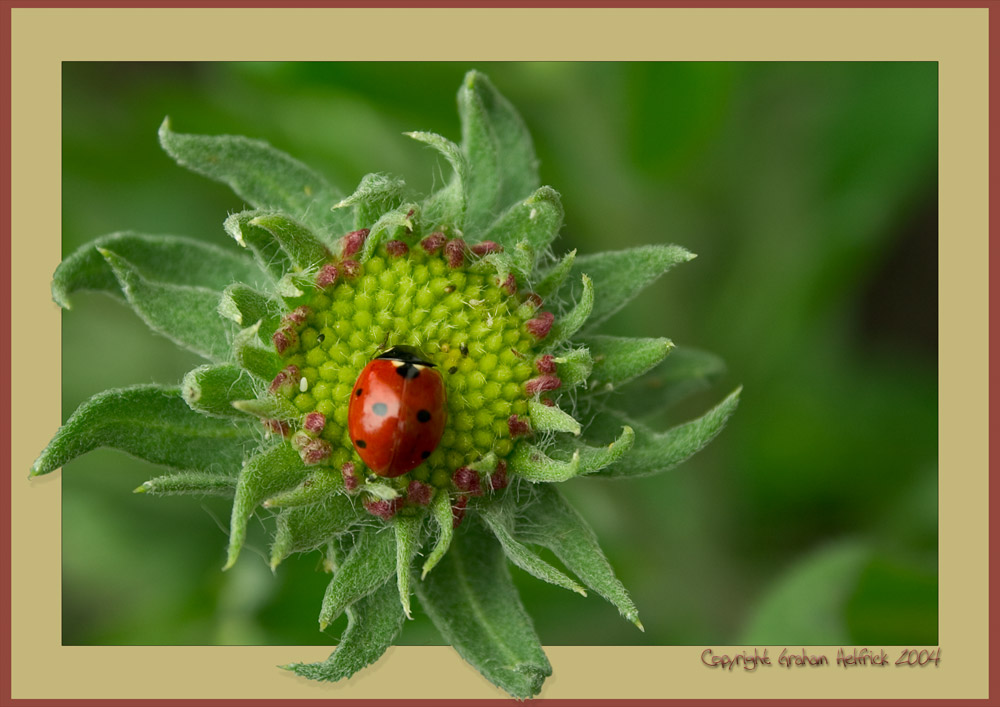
left=348, top=345, right=447, bottom=478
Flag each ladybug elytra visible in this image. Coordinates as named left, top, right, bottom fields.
left=348, top=345, right=447, bottom=478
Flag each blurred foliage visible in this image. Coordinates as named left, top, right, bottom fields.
left=59, top=61, right=937, bottom=647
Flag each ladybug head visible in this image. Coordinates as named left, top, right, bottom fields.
left=376, top=345, right=436, bottom=367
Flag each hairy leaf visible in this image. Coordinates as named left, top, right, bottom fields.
left=422, top=489, right=455, bottom=578
left=616, top=346, right=727, bottom=418
left=232, top=321, right=284, bottom=382
left=135, top=471, right=237, bottom=496
left=264, top=468, right=346, bottom=509
left=482, top=186, right=563, bottom=257
left=555, top=347, right=594, bottom=388
left=572, top=245, right=695, bottom=331
left=360, top=203, right=418, bottom=261
left=224, top=210, right=294, bottom=281
left=406, top=131, right=466, bottom=227
left=582, top=335, right=675, bottom=391
left=218, top=283, right=283, bottom=343
left=31, top=385, right=252, bottom=477
left=511, top=425, right=633, bottom=482
left=284, top=578, right=405, bottom=682
left=270, top=494, right=358, bottom=568
left=99, top=248, right=231, bottom=362
left=52, top=232, right=264, bottom=309
left=414, top=519, right=551, bottom=699
left=550, top=274, right=593, bottom=344
left=159, top=118, right=346, bottom=233
left=225, top=444, right=310, bottom=570
left=517, top=485, right=642, bottom=630
left=527, top=400, right=581, bottom=436
left=181, top=364, right=258, bottom=419
left=250, top=213, right=331, bottom=271
left=319, top=526, right=397, bottom=629
left=535, top=248, right=576, bottom=300
left=394, top=515, right=423, bottom=619
left=334, top=172, right=407, bottom=233
left=458, top=70, right=539, bottom=235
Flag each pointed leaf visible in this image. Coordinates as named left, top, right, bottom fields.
left=334, top=173, right=406, bottom=232
left=571, top=245, right=695, bottom=331
left=225, top=443, right=310, bottom=570
left=218, top=283, right=282, bottom=343
left=554, top=347, right=593, bottom=388
left=135, top=471, right=237, bottom=496
left=482, top=186, right=563, bottom=256
left=527, top=400, right=581, bottom=436
left=284, top=578, right=405, bottom=682
left=617, top=346, right=727, bottom=418
left=159, top=118, right=346, bottom=232
left=394, top=515, right=423, bottom=619
left=31, top=385, right=253, bottom=477
left=550, top=274, right=593, bottom=344
left=181, top=364, right=258, bottom=420
left=250, top=213, right=331, bottom=271
left=422, top=489, right=455, bottom=578
left=264, top=468, right=345, bottom=509
left=481, top=503, right=586, bottom=596
left=98, top=248, right=230, bottom=362
left=360, top=203, right=418, bottom=261
left=591, top=387, right=741, bottom=478
left=534, top=248, right=576, bottom=300
left=581, top=335, right=674, bottom=391
left=270, top=494, right=358, bottom=568
left=516, top=485, right=642, bottom=630
left=414, top=519, right=551, bottom=699
left=511, top=425, right=633, bottom=482
left=509, top=441, right=579, bottom=482
left=224, top=211, right=294, bottom=281
left=550, top=425, right=635, bottom=473
left=406, top=131, right=466, bottom=226
left=458, top=70, right=539, bottom=234
left=231, top=395, right=300, bottom=422
left=52, top=232, right=265, bottom=309
left=319, top=526, right=397, bottom=629
left=233, top=321, right=284, bottom=381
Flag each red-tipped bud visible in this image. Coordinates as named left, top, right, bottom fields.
left=283, top=305, right=311, bottom=328
left=262, top=419, right=292, bottom=437
left=290, top=429, right=312, bottom=450
left=526, top=311, right=555, bottom=339
left=341, top=228, right=370, bottom=257
left=386, top=240, right=409, bottom=257
left=499, top=273, right=517, bottom=295
left=303, top=411, right=326, bottom=436
left=526, top=375, right=562, bottom=396
left=490, top=460, right=509, bottom=490
left=452, top=495, right=469, bottom=528
left=524, top=292, right=543, bottom=309
left=341, top=462, right=359, bottom=492
left=316, top=263, right=339, bottom=289
left=341, top=259, right=362, bottom=278
left=536, top=354, right=557, bottom=375
left=406, top=480, right=433, bottom=506
left=300, top=438, right=332, bottom=465
left=364, top=497, right=403, bottom=520
left=452, top=466, right=483, bottom=496
left=273, top=326, right=299, bottom=355
left=541, top=397, right=556, bottom=407
left=444, top=238, right=467, bottom=268
left=508, top=414, right=532, bottom=438
left=471, top=240, right=501, bottom=256
left=421, top=232, right=447, bottom=254
left=268, top=365, right=301, bottom=395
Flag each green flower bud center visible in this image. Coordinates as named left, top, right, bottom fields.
left=276, top=244, right=541, bottom=494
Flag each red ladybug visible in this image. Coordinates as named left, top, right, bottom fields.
left=348, top=345, right=447, bottom=478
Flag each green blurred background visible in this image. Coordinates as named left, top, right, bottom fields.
left=59, top=62, right=937, bottom=647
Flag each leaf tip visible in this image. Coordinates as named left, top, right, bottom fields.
left=133, top=483, right=148, bottom=494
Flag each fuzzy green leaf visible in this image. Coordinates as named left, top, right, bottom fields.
left=527, top=400, right=581, bottom=436
left=225, top=443, right=310, bottom=570
left=31, top=385, right=252, bottom=477
left=406, top=131, right=466, bottom=227
left=394, top=515, right=423, bottom=619
left=572, top=245, right=695, bottom=331
left=135, top=471, right=237, bottom=497
left=218, top=284, right=282, bottom=343
left=270, top=494, right=358, bottom=569
left=482, top=186, right=563, bottom=256
left=335, top=173, right=406, bottom=232
left=284, top=578, right=405, bottom=683
left=481, top=503, right=587, bottom=596
left=181, top=364, right=258, bottom=420
left=224, top=210, right=294, bottom=281
left=458, top=70, right=539, bottom=235
left=422, top=489, right=455, bottom=578
left=517, top=485, right=642, bottom=630
left=555, top=347, right=594, bottom=388
left=319, top=526, right=398, bottom=630
left=550, top=274, right=593, bottom=344
left=413, top=519, right=551, bottom=699
left=591, top=387, right=742, bottom=478
left=232, top=321, right=284, bottom=382
left=582, top=335, right=675, bottom=391
left=509, top=441, right=579, bottom=482
left=535, top=248, right=576, bottom=300
left=511, top=425, right=633, bottom=482
left=250, top=213, right=331, bottom=271
left=264, top=468, right=345, bottom=509
left=360, top=203, right=418, bottom=261
left=159, top=118, right=346, bottom=233
left=231, top=395, right=300, bottom=422
left=617, top=346, right=727, bottom=418
left=52, top=232, right=265, bottom=310
left=98, top=248, right=230, bottom=362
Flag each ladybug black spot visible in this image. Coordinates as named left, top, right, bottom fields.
left=372, top=402, right=388, bottom=417
left=417, top=409, right=431, bottom=423
left=421, top=450, right=431, bottom=459
left=355, top=388, right=363, bottom=397
left=356, top=439, right=367, bottom=449
left=448, top=366, right=458, bottom=375
left=395, top=362, right=421, bottom=380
